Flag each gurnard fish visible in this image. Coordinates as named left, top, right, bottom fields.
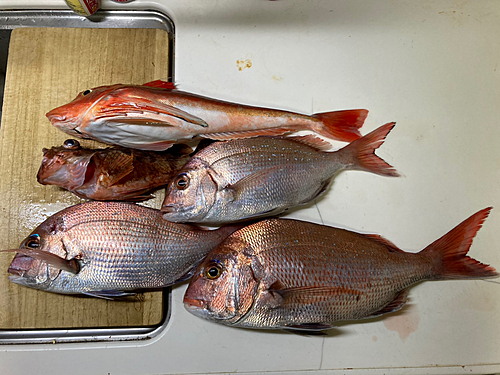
left=183, top=209, right=497, bottom=332
left=3, top=201, right=240, bottom=298
left=45, top=80, right=368, bottom=151
left=162, top=123, right=399, bottom=224
left=37, top=139, right=191, bottom=201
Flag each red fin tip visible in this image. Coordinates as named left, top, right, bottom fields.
left=421, top=207, right=498, bottom=279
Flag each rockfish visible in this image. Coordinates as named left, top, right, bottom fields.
left=45, top=80, right=368, bottom=151
left=162, top=123, right=399, bottom=224
left=3, top=201, right=240, bottom=298
left=37, top=139, right=191, bottom=201
left=184, top=209, right=497, bottom=332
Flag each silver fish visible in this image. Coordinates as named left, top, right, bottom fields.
left=4, top=201, right=240, bottom=298
left=184, top=209, right=497, bottom=332
left=162, top=123, right=399, bottom=224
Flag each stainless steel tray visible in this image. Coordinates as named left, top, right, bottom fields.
left=0, top=9, right=174, bottom=345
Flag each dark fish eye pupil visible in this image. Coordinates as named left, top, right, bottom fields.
left=175, top=174, right=189, bottom=190
left=207, top=267, right=220, bottom=278
left=82, top=89, right=92, bottom=96
left=63, top=139, right=80, bottom=149
left=26, top=235, right=40, bottom=248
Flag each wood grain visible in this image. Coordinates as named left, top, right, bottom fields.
left=0, top=28, right=170, bottom=329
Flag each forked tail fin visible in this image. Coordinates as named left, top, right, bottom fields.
left=421, top=207, right=498, bottom=279
left=312, top=109, right=368, bottom=142
left=335, top=122, right=400, bottom=177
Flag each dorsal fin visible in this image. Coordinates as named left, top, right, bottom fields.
left=142, top=80, right=176, bottom=89
left=361, top=233, right=404, bottom=253
left=285, top=134, right=333, bottom=151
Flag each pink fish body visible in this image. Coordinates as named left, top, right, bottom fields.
left=184, top=209, right=497, bottom=332
left=46, top=80, right=368, bottom=151
left=4, top=201, right=241, bottom=298
left=37, top=139, right=191, bottom=201
left=162, top=123, right=399, bottom=224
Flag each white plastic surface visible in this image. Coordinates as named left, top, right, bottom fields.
left=0, top=1, right=499, bottom=374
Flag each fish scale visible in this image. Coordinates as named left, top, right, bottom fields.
left=37, top=141, right=191, bottom=201
left=46, top=81, right=368, bottom=151
left=6, top=201, right=240, bottom=297
left=183, top=211, right=496, bottom=332
left=162, top=124, right=399, bottom=224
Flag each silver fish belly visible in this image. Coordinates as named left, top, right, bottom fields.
left=7, top=201, right=238, bottom=298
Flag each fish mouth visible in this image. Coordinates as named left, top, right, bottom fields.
left=8, top=254, right=35, bottom=277
left=183, top=297, right=206, bottom=310
left=161, top=204, right=177, bottom=213
left=46, top=111, right=67, bottom=124
left=161, top=203, right=182, bottom=214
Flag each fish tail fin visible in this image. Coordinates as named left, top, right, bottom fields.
left=420, top=207, right=498, bottom=280
left=336, top=122, right=400, bottom=177
left=312, top=109, right=368, bottom=142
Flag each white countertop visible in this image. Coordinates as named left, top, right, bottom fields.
left=0, top=1, right=499, bottom=374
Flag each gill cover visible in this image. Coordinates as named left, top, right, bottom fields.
left=163, top=160, right=219, bottom=221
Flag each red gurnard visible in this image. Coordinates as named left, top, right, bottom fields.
left=46, top=80, right=368, bottom=151
left=37, top=139, right=192, bottom=201
left=184, top=209, right=497, bottom=332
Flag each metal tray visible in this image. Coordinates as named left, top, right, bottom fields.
left=0, top=9, right=174, bottom=345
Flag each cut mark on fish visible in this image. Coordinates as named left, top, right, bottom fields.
left=236, top=59, right=252, bottom=71
left=383, top=304, right=420, bottom=342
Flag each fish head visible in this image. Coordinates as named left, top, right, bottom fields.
left=6, top=214, right=73, bottom=291
left=37, top=139, right=95, bottom=190
left=46, top=84, right=124, bottom=137
left=183, top=237, right=260, bottom=324
left=162, top=159, right=219, bottom=222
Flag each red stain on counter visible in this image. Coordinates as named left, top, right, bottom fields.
left=383, top=304, right=420, bottom=342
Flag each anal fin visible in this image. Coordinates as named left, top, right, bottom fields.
left=283, top=323, right=332, bottom=336
left=82, top=290, right=137, bottom=300
left=203, top=127, right=294, bottom=140
left=371, top=289, right=409, bottom=317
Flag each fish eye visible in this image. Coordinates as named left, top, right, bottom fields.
left=174, top=173, right=190, bottom=190
left=63, top=139, right=80, bottom=149
left=205, top=264, right=223, bottom=280
left=82, top=89, right=92, bottom=96
left=25, top=234, right=40, bottom=249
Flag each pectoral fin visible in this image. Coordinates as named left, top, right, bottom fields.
left=2, top=249, right=80, bottom=274
left=102, top=101, right=208, bottom=128
left=268, top=281, right=362, bottom=307
left=101, top=151, right=135, bottom=187
left=229, top=166, right=285, bottom=199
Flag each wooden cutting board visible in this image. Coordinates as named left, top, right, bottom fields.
left=0, top=28, right=170, bottom=329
